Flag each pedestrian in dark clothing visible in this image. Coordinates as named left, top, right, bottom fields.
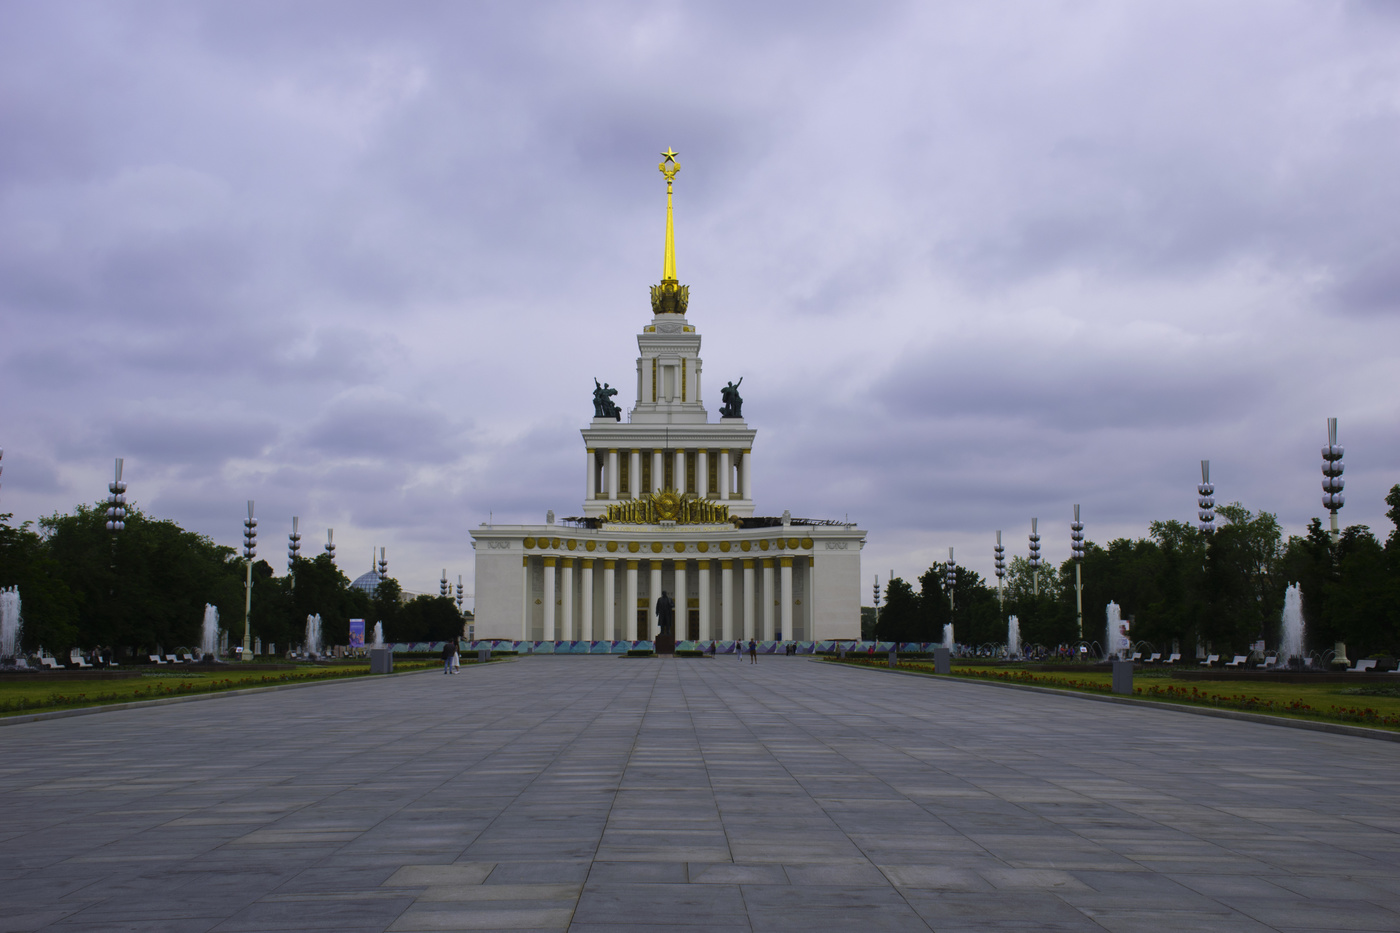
left=749, top=638, right=757, bottom=663
left=442, top=642, right=453, bottom=675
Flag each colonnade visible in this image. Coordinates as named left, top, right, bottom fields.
left=585, top=447, right=753, bottom=501
left=522, top=554, right=807, bottom=642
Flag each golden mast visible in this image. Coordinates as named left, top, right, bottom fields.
left=650, top=147, right=689, bottom=315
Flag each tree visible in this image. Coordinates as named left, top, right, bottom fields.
left=0, top=514, right=79, bottom=653
left=874, top=577, right=919, bottom=642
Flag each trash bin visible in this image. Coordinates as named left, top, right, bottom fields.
left=370, top=647, right=394, bottom=674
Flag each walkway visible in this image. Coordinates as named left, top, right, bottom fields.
left=2, top=656, right=1399, bottom=931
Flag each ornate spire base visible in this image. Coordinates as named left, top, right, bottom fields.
left=650, top=278, right=689, bottom=315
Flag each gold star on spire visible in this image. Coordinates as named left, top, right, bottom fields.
left=658, top=148, right=681, bottom=283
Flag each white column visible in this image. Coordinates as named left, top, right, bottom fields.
left=720, top=560, right=734, bottom=642
left=603, top=559, right=616, bottom=641
left=718, top=450, right=730, bottom=501
left=586, top=450, right=596, bottom=502
left=581, top=559, right=594, bottom=641
left=543, top=557, right=556, bottom=641
left=560, top=558, right=573, bottom=641
left=742, top=559, right=755, bottom=644
left=649, top=561, right=663, bottom=640
left=652, top=449, right=664, bottom=492
left=741, top=449, right=753, bottom=501
left=780, top=556, right=794, bottom=642
left=805, top=555, right=815, bottom=642
left=521, top=556, right=531, bottom=640
left=698, top=560, right=712, bottom=642
left=608, top=449, right=619, bottom=500
left=629, top=450, right=641, bottom=498
left=697, top=449, right=709, bottom=498
left=625, top=560, right=639, bottom=640
left=673, top=448, right=686, bottom=494
left=762, top=558, right=775, bottom=641
left=674, top=560, right=688, bottom=641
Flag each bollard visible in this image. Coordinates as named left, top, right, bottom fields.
left=934, top=646, right=951, bottom=675
left=888, top=647, right=897, bottom=669
left=1112, top=658, right=1133, bottom=695
left=479, top=647, right=489, bottom=664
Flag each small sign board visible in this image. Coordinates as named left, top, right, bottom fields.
left=349, top=619, right=366, bottom=648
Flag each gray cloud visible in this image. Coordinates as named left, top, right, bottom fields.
left=1, top=0, right=1398, bottom=597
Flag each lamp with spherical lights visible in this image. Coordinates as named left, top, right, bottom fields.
left=1198, top=460, right=1215, bottom=534
left=993, top=531, right=1006, bottom=615
left=106, top=458, right=127, bottom=532
left=1028, top=518, right=1042, bottom=596
left=241, top=500, right=257, bottom=660
left=1071, top=505, right=1085, bottom=639
left=1322, top=417, right=1345, bottom=543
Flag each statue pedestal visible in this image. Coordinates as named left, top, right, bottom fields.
left=654, top=634, right=675, bottom=655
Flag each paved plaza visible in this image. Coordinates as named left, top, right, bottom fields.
left=2, top=657, right=1399, bottom=932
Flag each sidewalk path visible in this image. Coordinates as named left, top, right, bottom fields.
left=3, top=656, right=1398, bottom=932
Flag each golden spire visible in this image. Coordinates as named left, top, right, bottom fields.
left=660, top=148, right=680, bottom=282
left=651, top=148, right=689, bottom=315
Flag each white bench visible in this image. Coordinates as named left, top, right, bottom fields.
left=149, top=654, right=166, bottom=664
left=1347, top=659, right=1377, bottom=673
left=38, top=657, right=64, bottom=670
left=1224, top=655, right=1249, bottom=668
left=1163, top=653, right=1181, bottom=665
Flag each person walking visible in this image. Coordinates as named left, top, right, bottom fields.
left=736, top=637, right=743, bottom=661
left=442, top=641, right=453, bottom=675
left=748, top=638, right=757, bottom=664
left=451, top=642, right=460, bottom=674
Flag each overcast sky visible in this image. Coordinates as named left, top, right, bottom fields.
left=2, top=1, right=1398, bottom=601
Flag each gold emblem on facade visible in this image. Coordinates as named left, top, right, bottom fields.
left=602, top=488, right=730, bottom=525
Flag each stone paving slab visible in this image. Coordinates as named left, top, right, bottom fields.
left=1, top=656, right=1398, bottom=930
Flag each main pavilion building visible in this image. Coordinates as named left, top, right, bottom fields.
left=470, top=151, right=865, bottom=648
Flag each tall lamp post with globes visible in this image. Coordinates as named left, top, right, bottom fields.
left=1322, top=417, right=1345, bottom=544
left=241, top=501, right=257, bottom=661
left=287, top=516, right=301, bottom=590
left=1198, top=461, right=1215, bottom=534
left=994, top=531, right=1005, bottom=617
left=1028, top=519, right=1042, bottom=596
left=1071, top=506, right=1085, bottom=640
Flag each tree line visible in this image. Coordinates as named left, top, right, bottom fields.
left=874, top=487, right=1400, bottom=660
left=0, top=503, right=466, bottom=657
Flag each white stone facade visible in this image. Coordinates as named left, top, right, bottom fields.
left=470, top=192, right=864, bottom=643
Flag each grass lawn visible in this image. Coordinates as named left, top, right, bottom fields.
left=0, top=659, right=453, bottom=717
left=830, top=658, right=1400, bottom=731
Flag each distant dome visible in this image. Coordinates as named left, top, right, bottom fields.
left=350, top=570, right=383, bottom=596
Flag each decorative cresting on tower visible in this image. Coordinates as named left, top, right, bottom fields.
left=1071, top=505, right=1085, bottom=639
left=993, top=531, right=1006, bottom=614
left=241, top=500, right=257, bottom=660
left=650, top=148, right=689, bottom=315
left=106, top=458, right=128, bottom=532
left=1028, top=518, right=1042, bottom=596
left=1322, top=417, right=1345, bottom=543
left=1198, top=460, right=1215, bottom=534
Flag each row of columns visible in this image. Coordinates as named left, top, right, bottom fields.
left=525, top=555, right=800, bottom=641
left=586, top=448, right=753, bottom=501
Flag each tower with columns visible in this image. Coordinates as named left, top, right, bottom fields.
left=470, top=149, right=865, bottom=646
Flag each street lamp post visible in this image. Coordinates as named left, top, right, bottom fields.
left=324, top=528, right=335, bottom=562
left=241, top=501, right=257, bottom=661
left=456, top=574, right=464, bottom=614
left=378, top=547, right=388, bottom=577
left=994, top=531, right=1005, bottom=617
left=1028, top=518, right=1042, bottom=597
left=287, top=516, right=301, bottom=590
left=440, top=570, right=449, bottom=599
left=1198, top=461, right=1215, bottom=534
left=944, top=548, right=955, bottom=614
left=1322, top=417, right=1345, bottom=544
left=1071, top=505, right=1085, bottom=639
left=105, top=458, right=128, bottom=532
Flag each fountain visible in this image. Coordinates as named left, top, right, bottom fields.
left=1280, top=583, right=1305, bottom=665
left=1106, top=601, right=1125, bottom=660
left=305, top=613, right=323, bottom=659
left=941, top=623, right=954, bottom=652
left=0, top=587, right=21, bottom=662
left=1007, top=615, right=1021, bottom=659
left=200, top=604, right=220, bottom=661
left=370, top=621, right=385, bottom=649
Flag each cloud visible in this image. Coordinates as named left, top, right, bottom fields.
left=0, top=0, right=1398, bottom=596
